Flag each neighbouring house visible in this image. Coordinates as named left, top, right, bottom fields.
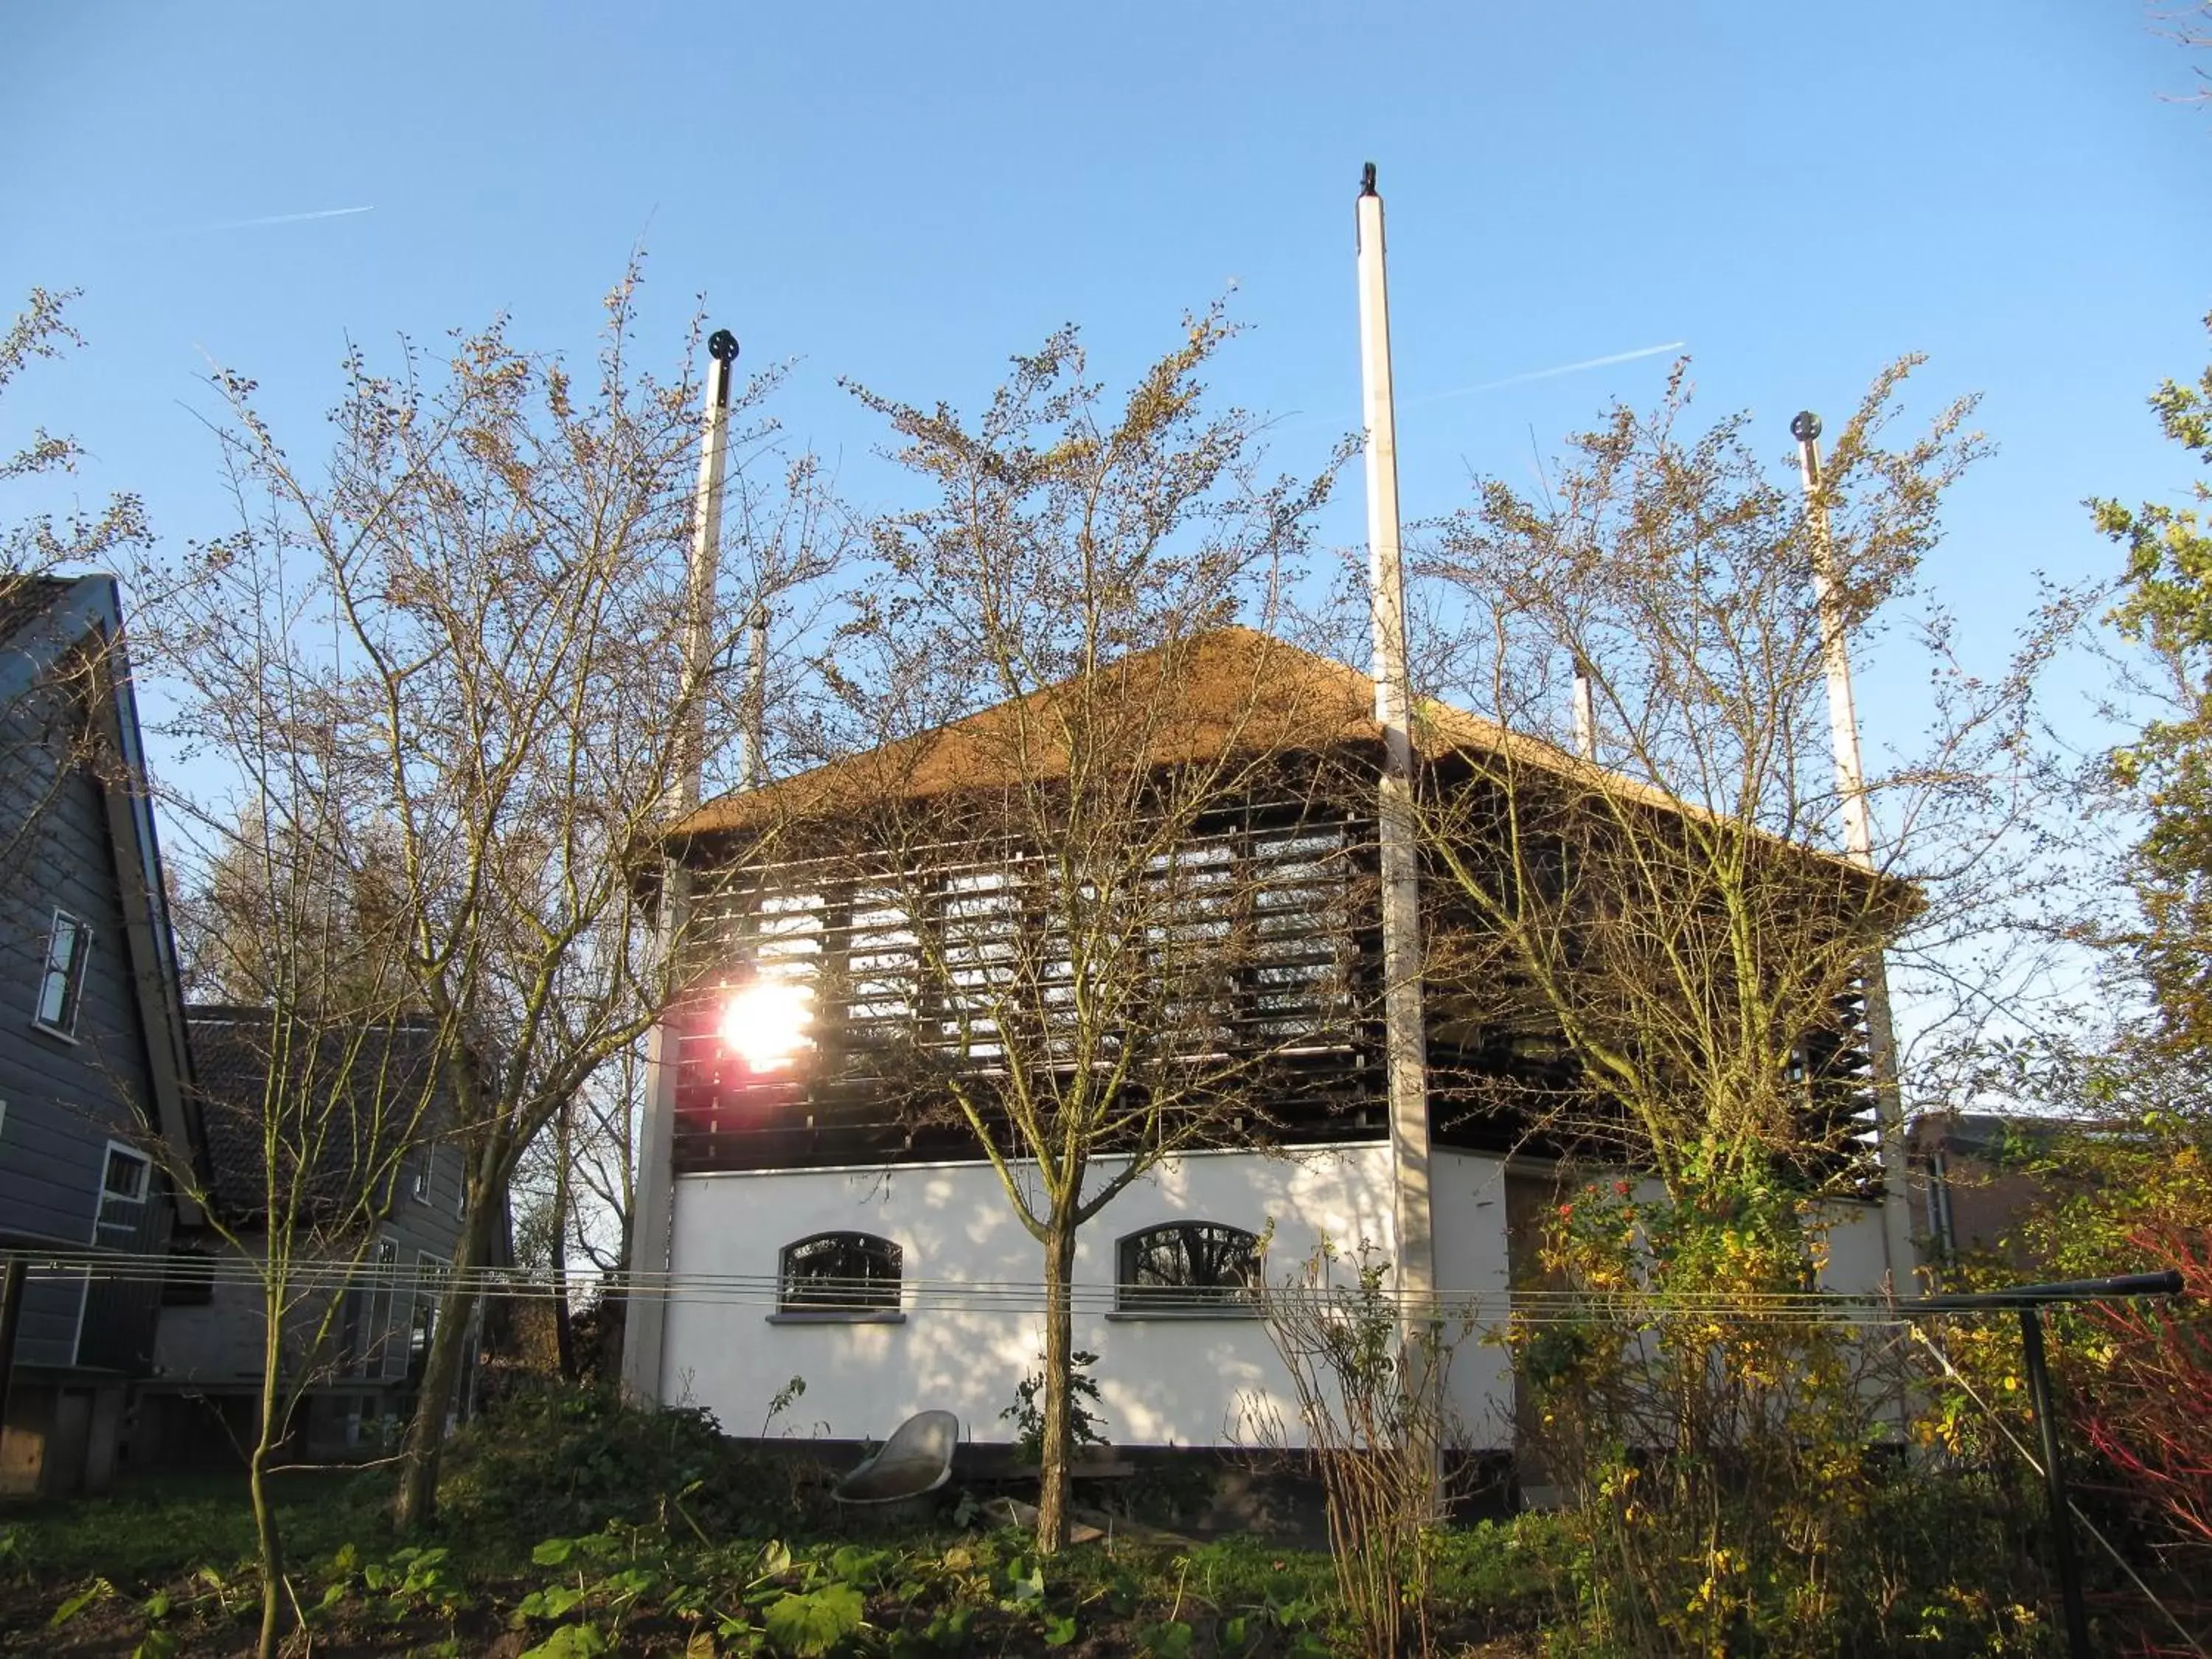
left=1907, top=1110, right=2085, bottom=1273
left=134, top=1006, right=479, bottom=1466
left=0, top=576, right=198, bottom=1497
left=624, top=627, right=1905, bottom=1471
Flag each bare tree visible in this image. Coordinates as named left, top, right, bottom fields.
left=2151, top=1, right=2212, bottom=104
left=133, top=262, right=849, bottom=1533
left=689, top=313, right=1354, bottom=1551
left=501, top=1028, right=640, bottom=1382
left=1, top=288, right=151, bottom=882
left=1412, top=362, right=2052, bottom=1205
left=531, top=1034, right=644, bottom=1367
left=507, top=1078, right=612, bottom=1380
left=154, top=768, right=442, bottom=1659
left=566, top=1037, right=642, bottom=1277
left=1, top=288, right=147, bottom=586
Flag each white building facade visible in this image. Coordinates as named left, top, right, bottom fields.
left=626, top=632, right=1905, bottom=1457
left=659, top=1143, right=1890, bottom=1453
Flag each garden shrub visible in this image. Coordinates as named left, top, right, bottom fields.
left=1256, top=1237, right=1471, bottom=1658
left=1933, top=1107, right=2212, bottom=1651
left=1516, top=1176, right=2056, bottom=1658
left=438, top=1380, right=816, bottom=1542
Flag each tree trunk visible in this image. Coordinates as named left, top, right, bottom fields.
left=552, top=1099, right=577, bottom=1381
left=1034, top=1221, right=1079, bottom=1555
left=249, top=1305, right=286, bottom=1659
left=595, top=1242, right=630, bottom=1381
left=394, top=1178, right=502, bottom=1532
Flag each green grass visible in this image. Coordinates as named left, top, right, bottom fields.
left=0, top=1467, right=394, bottom=1584
left=0, top=1388, right=1571, bottom=1656
left=1, top=1471, right=1456, bottom=1657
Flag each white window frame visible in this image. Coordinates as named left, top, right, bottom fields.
left=34, top=908, right=92, bottom=1037
left=453, top=1150, right=467, bottom=1220
left=408, top=1154, right=431, bottom=1206
left=408, top=1253, right=450, bottom=1378
left=100, top=1140, right=150, bottom=1206
left=361, top=1235, right=402, bottom=1380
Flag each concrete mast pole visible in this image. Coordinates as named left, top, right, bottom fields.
left=1571, top=656, right=1598, bottom=762
left=1792, top=411, right=1917, bottom=1298
left=740, top=603, right=771, bottom=790
left=1355, top=165, right=1439, bottom=1431
left=622, top=327, right=739, bottom=1404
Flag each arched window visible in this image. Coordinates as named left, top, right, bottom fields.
left=1116, top=1222, right=1262, bottom=1312
left=779, top=1231, right=903, bottom=1312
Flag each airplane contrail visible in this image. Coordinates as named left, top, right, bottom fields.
left=187, top=205, right=376, bottom=234
left=1405, top=341, right=1686, bottom=408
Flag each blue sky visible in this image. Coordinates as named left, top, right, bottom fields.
left=4, top=1, right=2208, bottom=757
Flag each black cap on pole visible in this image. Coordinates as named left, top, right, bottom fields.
left=706, top=329, right=740, bottom=408
left=1360, top=161, right=1378, bottom=198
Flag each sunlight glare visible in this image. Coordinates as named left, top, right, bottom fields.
left=717, top=978, right=813, bottom=1072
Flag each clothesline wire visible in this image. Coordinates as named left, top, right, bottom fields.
left=0, top=1245, right=2041, bottom=1325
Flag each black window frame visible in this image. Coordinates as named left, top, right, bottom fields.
left=776, top=1231, right=904, bottom=1313
left=34, top=908, right=92, bottom=1036
left=1116, top=1221, right=1264, bottom=1312
left=161, top=1245, right=218, bottom=1307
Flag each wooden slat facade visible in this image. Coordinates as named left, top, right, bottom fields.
left=672, top=800, right=1394, bottom=1172
left=665, top=734, right=1885, bottom=1186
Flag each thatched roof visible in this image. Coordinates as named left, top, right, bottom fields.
left=676, top=627, right=1664, bottom=824
left=665, top=625, right=1899, bottom=895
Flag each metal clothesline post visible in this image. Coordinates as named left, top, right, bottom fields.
left=2019, top=1304, right=2090, bottom=1659
left=1354, top=159, right=1441, bottom=1509
left=1790, top=409, right=1917, bottom=1301
left=1904, top=1267, right=2184, bottom=1659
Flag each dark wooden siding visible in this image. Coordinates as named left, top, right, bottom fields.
left=150, top=1155, right=469, bottom=1388
left=661, top=759, right=1885, bottom=1180
left=0, top=675, right=169, bottom=1374
left=77, top=1163, right=169, bottom=1371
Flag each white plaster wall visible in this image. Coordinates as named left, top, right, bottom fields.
left=664, top=1145, right=1408, bottom=1449
left=1615, top=1183, right=1897, bottom=1298
left=660, top=1150, right=1882, bottom=1456
left=1814, top=1199, right=1896, bottom=1295
left=1428, top=1150, right=1515, bottom=1450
